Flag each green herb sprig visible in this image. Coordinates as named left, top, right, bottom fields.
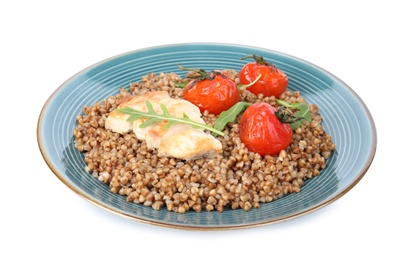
left=276, top=99, right=311, bottom=130
left=175, top=82, right=188, bottom=88
left=116, top=100, right=225, bottom=136
left=237, top=74, right=262, bottom=89
left=213, top=102, right=251, bottom=134
left=212, top=99, right=311, bottom=134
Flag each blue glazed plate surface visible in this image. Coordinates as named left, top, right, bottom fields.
left=38, top=43, right=376, bottom=230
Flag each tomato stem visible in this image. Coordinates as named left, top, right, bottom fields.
left=177, top=65, right=209, bottom=79
left=275, top=107, right=304, bottom=124
left=178, top=65, right=227, bottom=80
left=241, top=54, right=277, bottom=69
left=177, top=65, right=228, bottom=88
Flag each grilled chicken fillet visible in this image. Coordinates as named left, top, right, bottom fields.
left=105, top=91, right=222, bottom=160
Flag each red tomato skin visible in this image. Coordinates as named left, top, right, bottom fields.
left=183, top=73, right=240, bottom=115
left=239, top=63, right=288, bottom=98
left=239, top=102, right=292, bottom=156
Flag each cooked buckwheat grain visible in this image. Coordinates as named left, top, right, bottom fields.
left=73, top=71, right=335, bottom=213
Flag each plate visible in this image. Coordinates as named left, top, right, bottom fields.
left=37, top=43, right=377, bottom=230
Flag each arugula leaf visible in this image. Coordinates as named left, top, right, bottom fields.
left=175, top=82, right=188, bottom=88
left=289, top=103, right=311, bottom=130
left=116, top=100, right=224, bottom=136
left=276, top=99, right=311, bottom=130
left=237, top=74, right=262, bottom=89
left=213, top=102, right=251, bottom=134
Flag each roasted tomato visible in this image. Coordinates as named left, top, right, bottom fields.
left=239, top=55, right=288, bottom=98
left=239, top=102, right=292, bottom=156
left=181, top=66, right=240, bottom=115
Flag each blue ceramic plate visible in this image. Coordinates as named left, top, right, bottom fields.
left=38, top=43, right=376, bottom=230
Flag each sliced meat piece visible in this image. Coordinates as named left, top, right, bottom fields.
left=105, top=90, right=223, bottom=160
left=158, top=128, right=223, bottom=160
left=105, top=91, right=170, bottom=134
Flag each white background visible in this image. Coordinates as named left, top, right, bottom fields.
left=2, top=1, right=413, bottom=259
